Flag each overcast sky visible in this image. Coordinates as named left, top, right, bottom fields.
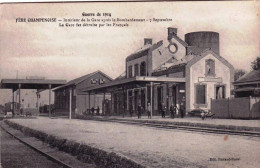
left=0, top=1, right=259, bottom=104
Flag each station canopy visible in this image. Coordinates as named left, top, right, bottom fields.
left=81, top=76, right=185, bottom=94
left=0, top=78, right=67, bottom=91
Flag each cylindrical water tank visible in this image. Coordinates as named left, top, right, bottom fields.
left=185, top=32, right=220, bottom=55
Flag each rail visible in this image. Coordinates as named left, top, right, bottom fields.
left=89, top=118, right=260, bottom=137
left=0, top=125, right=73, bottom=168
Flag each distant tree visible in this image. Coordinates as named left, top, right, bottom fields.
left=251, top=57, right=260, bottom=70
left=234, top=69, right=247, bottom=81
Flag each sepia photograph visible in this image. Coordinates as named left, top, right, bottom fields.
left=0, top=1, right=259, bottom=168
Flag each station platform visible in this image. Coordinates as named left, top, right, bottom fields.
left=75, top=115, right=260, bottom=132
left=3, top=117, right=260, bottom=168
left=5, top=113, right=260, bottom=132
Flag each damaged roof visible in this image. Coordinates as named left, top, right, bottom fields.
left=126, top=33, right=188, bottom=62
left=125, top=40, right=163, bottom=62
left=152, top=48, right=223, bottom=76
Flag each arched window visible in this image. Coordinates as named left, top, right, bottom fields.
left=140, top=61, right=146, bottom=76
left=205, top=59, right=215, bottom=76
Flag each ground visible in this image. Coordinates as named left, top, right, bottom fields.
left=7, top=117, right=260, bottom=168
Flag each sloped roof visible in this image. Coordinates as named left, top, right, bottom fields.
left=153, top=54, right=195, bottom=72
left=126, top=33, right=188, bottom=62
left=133, top=43, right=152, bottom=54
left=234, top=69, right=260, bottom=84
left=114, top=71, right=126, bottom=81
left=186, top=49, right=234, bottom=71
left=153, top=48, right=234, bottom=76
left=171, top=34, right=188, bottom=47
left=68, top=71, right=96, bottom=85
left=187, top=46, right=210, bottom=55
left=82, top=76, right=185, bottom=93
left=53, top=70, right=113, bottom=91
left=126, top=40, right=163, bottom=62
left=233, top=86, right=259, bottom=92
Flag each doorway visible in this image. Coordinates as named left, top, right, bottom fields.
left=171, top=85, right=177, bottom=106
left=157, top=86, right=163, bottom=112
left=134, top=90, right=139, bottom=113
left=141, top=88, right=146, bottom=110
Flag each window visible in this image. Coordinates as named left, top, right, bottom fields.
left=216, top=85, right=225, bottom=99
left=195, top=84, right=206, bottom=104
left=128, top=65, right=133, bottom=78
left=134, top=64, right=139, bottom=77
left=205, top=59, right=215, bottom=76
left=140, top=61, right=146, bottom=76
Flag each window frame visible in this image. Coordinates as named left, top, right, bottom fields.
left=214, top=84, right=226, bottom=99
left=140, top=61, right=146, bottom=76
left=128, top=65, right=133, bottom=78
left=134, top=63, right=139, bottom=77
left=194, top=83, right=207, bottom=107
left=205, top=59, right=216, bottom=77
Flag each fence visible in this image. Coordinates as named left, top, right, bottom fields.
left=211, top=97, right=260, bottom=119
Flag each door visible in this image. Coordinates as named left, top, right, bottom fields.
left=172, top=85, right=177, bottom=105
left=134, top=90, right=139, bottom=113
left=157, top=86, right=162, bottom=112
left=113, top=93, right=118, bottom=114
left=141, top=88, right=146, bottom=110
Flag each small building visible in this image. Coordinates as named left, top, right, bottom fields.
left=53, top=71, right=113, bottom=116
left=233, top=69, right=260, bottom=97
left=210, top=69, right=260, bottom=119
left=82, top=27, right=234, bottom=116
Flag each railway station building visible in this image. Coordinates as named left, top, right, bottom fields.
left=53, top=71, right=113, bottom=116
left=81, top=27, right=234, bottom=116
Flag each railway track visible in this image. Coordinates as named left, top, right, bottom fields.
left=92, top=118, right=260, bottom=137
left=0, top=124, right=73, bottom=168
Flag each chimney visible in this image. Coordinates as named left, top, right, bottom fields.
left=144, top=38, right=153, bottom=45
left=168, top=27, right=177, bottom=40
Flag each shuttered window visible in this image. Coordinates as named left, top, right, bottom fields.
left=195, top=84, right=206, bottom=104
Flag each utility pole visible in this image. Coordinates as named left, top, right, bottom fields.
left=69, top=89, right=72, bottom=120
left=150, top=82, right=153, bottom=117
left=48, top=84, right=52, bottom=118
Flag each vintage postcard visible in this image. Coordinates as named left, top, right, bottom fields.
left=0, top=1, right=259, bottom=168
